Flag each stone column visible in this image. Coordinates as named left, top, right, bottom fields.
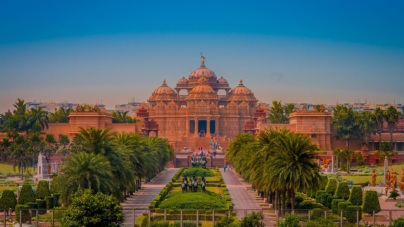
left=207, top=117, right=211, bottom=137
left=215, top=117, right=219, bottom=138
left=384, top=156, right=388, bottom=185
left=331, top=155, right=335, bottom=173
left=186, top=117, right=190, bottom=135
left=195, top=117, right=199, bottom=137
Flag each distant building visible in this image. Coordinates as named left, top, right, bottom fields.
left=27, top=101, right=105, bottom=113
left=115, top=101, right=144, bottom=117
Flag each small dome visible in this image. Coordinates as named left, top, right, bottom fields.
left=218, top=76, right=228, bottom=84
left=186, top=76, right=218, bottom=101
left=228, top=79, right=257, bottom=102
left=177, top=76, right=188, bottom=85
left=189, top=61, right=217, bottom=82
left=148, top=79, right=177, bottom=102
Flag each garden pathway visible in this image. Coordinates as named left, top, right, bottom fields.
left=121, top=168, right=179, bottom=226
left=220, top=169, right=274, bottom=226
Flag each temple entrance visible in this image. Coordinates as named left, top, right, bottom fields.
left=210, top=120, right=215, bottom=134
left=189, top=120, right=195, bottom=133
left=198, top=120, right=207, bottom=135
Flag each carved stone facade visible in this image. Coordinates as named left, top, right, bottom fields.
left=146, top=59, right=258, bottom=141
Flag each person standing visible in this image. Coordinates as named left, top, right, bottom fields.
left=8, top=206, right=12, bottom=222
left=224, top=165, right=227, bottom=172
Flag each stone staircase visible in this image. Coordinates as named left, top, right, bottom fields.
left=247, top=188, right=278, bottom=226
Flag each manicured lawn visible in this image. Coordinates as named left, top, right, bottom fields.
left=171, top=186, right=221, bottom=194
left=0, top=163, right=33, bottom=173
left=342, top=164, right=404, bottom=184
left=168, top=220, right=213, bottom=227
left=158, top=190, right=226, bottom=209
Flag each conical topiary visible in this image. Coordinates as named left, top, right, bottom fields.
left=18, top=184, right=36, bottom=204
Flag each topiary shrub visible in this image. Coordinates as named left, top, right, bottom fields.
left=53, top=193, right=61, bottom=207
left=15, top=204, right=30, bottom=222
left=37, top=199, right=47, bottom=215
left=18, top=184, right=36, bottom=205
left=315, top=191, right=326, bottom=203
left=345, top=206, right=362, bottom=223
left=331, top=199, right=345, bottom=214
left=362, top=190, right=381, bottom=215
left=294, top=196, right=304, bottom=207
left=46, top=196, right=54, bottom=209
left=36, top=180, right=50, bottom=199
left=348, top=186, right=363, bottom=206
left=325, top=179, right=337, bottom=195
left=335, top=182, right=350, bottom=200
left=338, top=202, right=351, bottom=216
left=320, top=175, right=328, bottom=190
left=50, top=176, right=62, bottom=193
left=392, top=217, right=404, bottom=227
left=298, top=201, right=322, bottom=209
left=27, top=202, right=38, bottom=216
left=135, top=216, right=148, bottom=227
left=310, top=208, right=324, bottom=220
left=321, top=193, right=331, bottom=206
left=326, top=196, right=339, bottom=209
left=0, top=189, right=17, bottom=210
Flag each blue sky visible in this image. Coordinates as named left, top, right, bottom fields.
left=1, top=1, right=403, bottom=112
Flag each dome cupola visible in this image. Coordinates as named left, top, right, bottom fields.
left=188, top=60, right=217, bottom=82
left=186, top=76, right=218, bottom=101
left=148, top=79, right=177, bottom=102
left=228, top=79, right=257, bottom=102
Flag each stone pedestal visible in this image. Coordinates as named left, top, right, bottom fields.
left=34, top=153, right=51, bottom=180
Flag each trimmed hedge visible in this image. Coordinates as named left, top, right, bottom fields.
left=298, top=201, right=323, bottom=209
left=18, top=184, right=36, bottom=205
left=326, top=196, right=339, bottom=209
left=172, top=167, right=185, bottom=182
left=36, top=180, right=50, bottom=199
left=0, top=189, right=17, bottom=210
left=15, top=204, right=30, bottom=222
left=331, top=199, right=345, bottom=214
left=315, top=191, right=327, bottom=203
left=310, top=208, right=324, bottom=220
left=135, top=216, right=148, bottom=227
left=53, top=193, right=61, bottom=207
left=348, top=186, right=363, bottom=206
left=345, top=206, right=362, bottom=223
left=325, top=179, right=337, bottom=195
left=27, top=202, right=38, bottom=216
left=50, top=176, right=62, bottom=193
left=335, top=182, right=350, bottom=200
left=37, top=199, right=47, bottom=215
left=320, top=175, right=328, bottom=190
left=321, top=193, right=331, bottom=206
left=338, top=202, right=351, bottom=215
left=45, top=196, right=54, bottom=210
left=362, top=190, right=381, bottom=215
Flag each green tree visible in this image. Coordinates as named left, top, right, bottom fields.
left=373, top=107, right=384, bottom=150
left=28, top=106, right=49, bottom=131
left=359, top=111, right=375, bottom=148
left=57, top=135, right=71, bottom=157
left=332, top=105, right=361, bottom=151
left=375, top=141, right=395, bottom=160
left=112, top=111, right=137, bottom=123
left=44, top=134, right=57, bottom=161
left=60, top=152, right=116, bottom=205
left=12, top=135, right=31, bottom=179
left=0, top=138, right=11, bottom=162
left=61, top=188, right=124, bottom=227
left=384, top=106, right=399, bottom=150
left=267, top=101, right=295, bottom=123
left=48, top=107, right=73, bottom=123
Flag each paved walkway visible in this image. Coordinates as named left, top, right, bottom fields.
left=220, top=169, right=273, bottom=226
left=121, top=168, right=179, bottom=226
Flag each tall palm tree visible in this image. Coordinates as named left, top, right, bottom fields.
left=44, top=134, right=57, bottom=161
left=0, top=138, right=11, bottom=162
left=339, top=149, right=355, bottom=173
left=13, top=99, right=26, bottom=116
left=57, top=135, right=71, bottom=157
left=12, top=135, right=31, bottom=179
left=373, top=107, right=384, bottom=150
left=28, top=107, right=49, bottom=130
left=60, top=152, right=116, bottom=205
left=73, top=127, right=115, bottom=154
left=384, top=106, right=399, bottom=150
left=332, top=105, right=360, bottom=150
left=359, top=111, right=375, bottom=148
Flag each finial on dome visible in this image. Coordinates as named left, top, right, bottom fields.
left=201, top=59, right=205, bottom=66
left=201, top=76, right=205, bottom=82
left=240, top=78, right=243, bottom=83
left=163, top=78, right=166, bottom=83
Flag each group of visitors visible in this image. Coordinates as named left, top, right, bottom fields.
left=223, top=165, right=232, bottom=172
left=199, top=130, right=206, bottom=137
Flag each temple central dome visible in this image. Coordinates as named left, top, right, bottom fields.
left=186, top=76, right=218, bottom=101
left=188, top=60, right=217, bottom=82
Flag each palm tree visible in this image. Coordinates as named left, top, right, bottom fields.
left=339, top=149, right=355, bottom=173
left=60, top=152, right=116, bottom=205
left=13, top=99, right=27, bottom=116
left=28, top=107, right=49, bottom=130
left=384, top=106, right=399, bottom=150
left=225, top=133, right=255, bottom=164
left=332, top=148, right=343, bottom=169
left=57, top=135, right=71, bottom=157
left=0, top=138, right=11, bottom=162
left=374, top=107, right=384, bottom=150
left=375, top=141, right=395, bottom=160
left=359, top=111, right=375, bottom=148
left=49, top=107, right=73, bottom=123
left=12, top=135, right=31, bottom=179
left=45, top=134, right=57, bottom=161
left=332, top=105, right=361, bottom=150
left=73, top=127, right=115, bottom=154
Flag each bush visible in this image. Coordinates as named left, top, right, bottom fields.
left=325, top=179, right=337, bottom=195
left=173, top=220, right=202, bottom=227
left=298, top=201, right=322, bottom=209
left=0, top=189, right=17, bottom=210
left=36, top=180, right=50, bottom=199
left=295, top=196, right=304, bottom=207
left=149, top=221, right=171, bottom=227
left=348, top=186, right=362, bottom=206
left=158, top=191, right=226, bottom=209
left=305, top=217, right=337, bottom=227
left=335, top=182, right=350, bottom=200
left=320, top=175, right=328, bottom=190
left=45, top=196, right=54, bottom=209
left=53, top=193, right=61, bottom=207
left=15, top=204, right=30, bottom=222
left=321, top=194, right=331, bottom=206
left=310, top=208, right=324, bottom=220
left=50, top=176, right=62, bottom=193
left=135, top=216, right=148, bottom=227
left=362, top=190, right=381, bottom=215
left=277, top=213, right=301, bottom=227
left=214, top=215, right=237, bottom=227
left=240, top=211, right=264, bottom=227
left=338, top=202, right=351, bottom=216
left=315, top=191, right=327, bottom=203
left=183, top=167, right=215, bottom=177
left=61, top=188, right=124, bottom=227
left=331, top=199, right=345, bottom=214
left=392, top=217, right=404, bottom=227
left=27, top=202, right=38, bottom=216
left=18, top=184, right=36, bottom=205
left=326, top=196, right=339, bottom=209
left=36, top=199, right=47, bottom=215
left=345, top=206, right=362, bottom=223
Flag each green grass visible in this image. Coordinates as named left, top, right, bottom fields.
left=0, top=163, right=33, bottom=173
left=183, top=168, right=216, bottom=177
left=342, top=164, right=404, bottom=184
left=158, top=190, right=226, bottom=209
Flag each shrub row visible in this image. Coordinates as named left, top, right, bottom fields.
left=172, top=167, right=185, bottom=182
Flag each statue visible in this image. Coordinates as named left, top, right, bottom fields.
left=47, top=162, right=51, bottom=175
left=399, top=169, right=404, bottom=191
left=372, top=170, right=377, bottom=187
left=391, top=170, right=397, bottom=192
left=181, top=176, right=188, bottom=193
left=201, top=174, right=206, bottom=193
left=385, top=170, right=391, bottom=196
left=190, top=156, right=207, bottom=168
